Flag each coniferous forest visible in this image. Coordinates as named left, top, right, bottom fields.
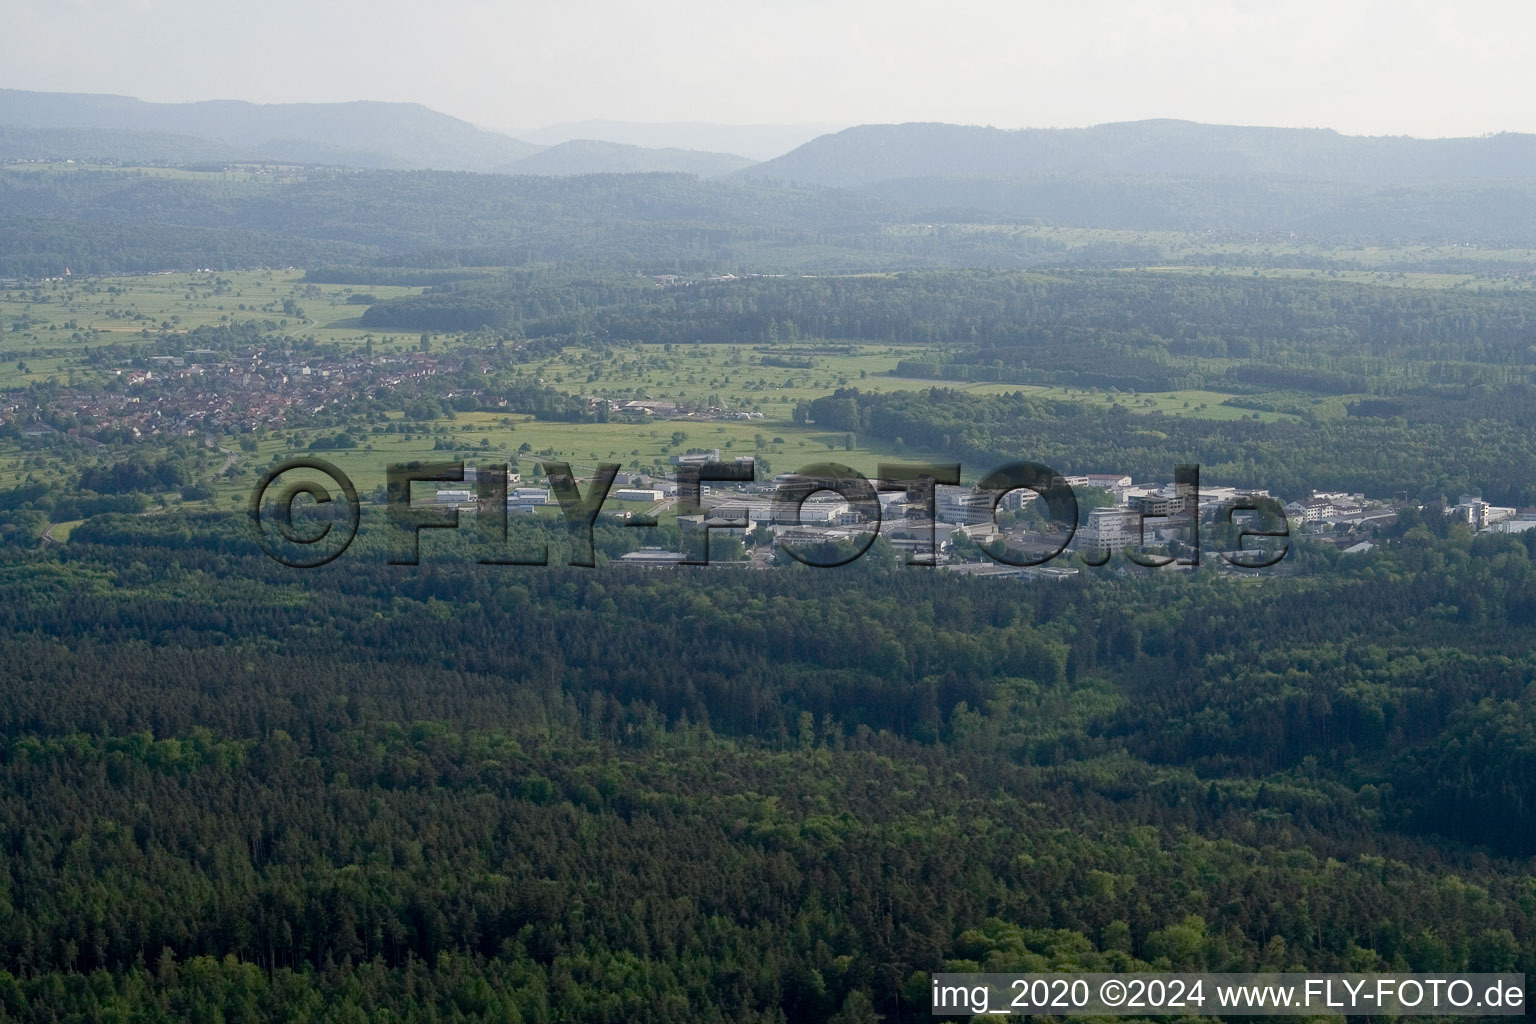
left=0, top=511, right=1527, bottom=1021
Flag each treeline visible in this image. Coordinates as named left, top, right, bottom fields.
left=594, top=270, right=1536, bottom=362
left=0, top=482, right=148, bottom=545
left=0, top=216, right=372, bottom=277
left=304, top=266, right=491, bottom=287
left=0, top=169, right=911, bottom=274
left=363, top=270, right=1536, bottom=397
left=362, top=292, right=516, bottom=331
left=4, top=163, right=1536, bottom=282
left=362, top=268, right=667, bottom=333
left=866, top=174, right=1536, bottom=243
left=77, top=456, right=191, bottom=495
left=482, top=384, right=594, bottom=422
left=24, top=164, right=1536, bottom=288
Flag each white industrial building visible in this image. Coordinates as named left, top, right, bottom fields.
left=935, top=487, right=995, bottom=525
left=509, top=487, right=551, bottom=511
left=613, top=488, right=664, bottom=502
left=1078, top=507, right=1140, bottom=555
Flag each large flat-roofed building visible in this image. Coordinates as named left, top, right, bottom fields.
left=670, top=449, right=721, bottom=467
left=1078, top=507, right=1140, bottom=554
left=774, top=525, right=867, bottom=549
left=784, top=498, right=850, bottom=525
left=936, top=488, right=995, bottom=525
left=618, top=548, right=684, bottom=566
left=1066, top=473, right=1133, bottom=496
left=1127, top=493, right=1183, bottom=518
left=879, top=518, right=947, bottom=562
left=678, top=507, right=753, bottom=532
left=508, top=487, right=551, bottom=512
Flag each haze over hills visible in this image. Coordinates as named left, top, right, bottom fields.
left=12, top=88, right=1536, bottom=202
left=498, top=140, right=754, bottom=177
left=0, top=89, right=542, bottom=171
left=742, top=120, right=1536, bottom=187
left=5, top=91, right=1536, bottom=260
left=518, top=120, right=843, bottom=161
left=0, top=89, right=788, bottom=176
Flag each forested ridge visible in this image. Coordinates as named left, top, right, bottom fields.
left=742, top=121, right=1536, bottom=188
left=0, top=171, right=915, bottom=276
left=7, top=161, right=1536, bottom=278
left=366, top=269, right=1536, bottom=388
left=0, top=513, right=1528, bottom=1020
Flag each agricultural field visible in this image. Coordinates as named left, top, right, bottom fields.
left=204, top=412, right=914, bottom=510
left=0, top=268, right=434, bottom=386
left=527, top=342, right=1305, bottom=421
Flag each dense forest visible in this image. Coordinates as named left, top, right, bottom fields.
left=7, top=159, right=1536, bottom=279
left=0, top=170, right=915, bottom=276
left=0, top=215, right=373, bottom=278
left=364, top=269, right=1536, bottom=385
left=0, top=512, right=1524, bottom=1020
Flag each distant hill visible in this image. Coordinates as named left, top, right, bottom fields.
left=519, top=120, right=843, bottom=161
left=0, top=124, right=241, bottom=165
left=7, top=104, right=1536, bottom=276
left=742, top=120, right=1536, bottom=187
left=499, top=140, right=754, bottom=177
left=0, top=89, right=540, bottom=171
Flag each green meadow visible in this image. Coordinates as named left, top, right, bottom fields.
left=209, top=412, right=913, bottom=510
left=526, top=342, right=1303, bottom=421
left=0, top=269, right=434, bottom=387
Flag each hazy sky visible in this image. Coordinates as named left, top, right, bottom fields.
left=2, top=0, right=1533, bottom=138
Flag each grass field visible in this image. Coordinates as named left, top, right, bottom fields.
left=522, top=343, right=1302, bottom=422
left=206, top=411, right=915, bottom=510
left=43, top=519, right=83, bottom=542
left=0, top=269, right=434, bottom=388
